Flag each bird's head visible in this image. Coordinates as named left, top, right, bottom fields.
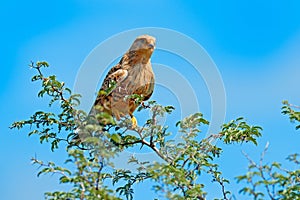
left=129, top=35, right=156, bottom=54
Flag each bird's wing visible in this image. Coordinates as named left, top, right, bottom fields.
left=92, top=55, right=130, bottom=107
left=108, top=68, right=128, bottom=86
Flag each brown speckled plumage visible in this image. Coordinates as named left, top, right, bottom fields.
left=90, top=35, right=156, bottom=122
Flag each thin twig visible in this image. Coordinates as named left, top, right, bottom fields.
left=95, top=159, right=104, bottom=190
left=288, top=103, right=300, bottom=110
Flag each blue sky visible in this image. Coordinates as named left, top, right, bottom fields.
left=1, top=1, right=300, bottom=199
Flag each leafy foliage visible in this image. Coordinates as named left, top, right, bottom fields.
left=282, top=100, right=300, bottom=130
left=236, top=143, right=300, bottom=200
left=11, top=61, right=83, bottom=151
left=234, top=101, right=300, bottom=200
left=219, top=117, right=262, bottom=145
left=10, top=61, right=300, bottom=199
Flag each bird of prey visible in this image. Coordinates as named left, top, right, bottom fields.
left=89, top=35, right=156, bottom=128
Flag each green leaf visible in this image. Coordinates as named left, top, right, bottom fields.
left=111, top=133, right=121, bottom=143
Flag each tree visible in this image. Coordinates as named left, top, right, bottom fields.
left=234, top=102, right=300, bottom=200
left=10, top=61, right=300, bottom=199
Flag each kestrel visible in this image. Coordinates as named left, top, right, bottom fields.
left=89, top=35, right=156, bottom=128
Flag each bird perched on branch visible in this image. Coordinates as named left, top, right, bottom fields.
left=89, top=35, right=156, bottom=128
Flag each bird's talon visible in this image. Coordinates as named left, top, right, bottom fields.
left=131, top=116, right=138, bottom=128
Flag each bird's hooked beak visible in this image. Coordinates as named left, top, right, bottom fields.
left=148, top=43, right=155, bottom=49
